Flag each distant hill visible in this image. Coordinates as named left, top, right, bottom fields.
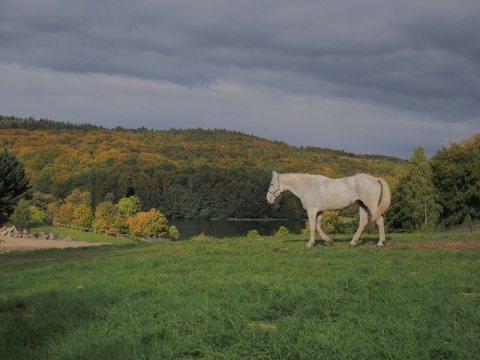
left=0, top=115, right=405, bottom=219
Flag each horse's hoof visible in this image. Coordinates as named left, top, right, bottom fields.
left=377, top=243, right=385, bottom=247
left=350, top=243, right=358, bottom=247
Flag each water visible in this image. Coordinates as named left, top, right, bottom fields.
left=168, top=219, right=306, bottom=240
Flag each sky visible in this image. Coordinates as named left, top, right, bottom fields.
left=1, top=0, right=479, bottom=159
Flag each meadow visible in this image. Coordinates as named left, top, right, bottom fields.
left=1, top=231, right=479, bottom=359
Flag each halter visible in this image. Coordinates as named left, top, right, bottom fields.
left=268, top=173, right=282, bottom=199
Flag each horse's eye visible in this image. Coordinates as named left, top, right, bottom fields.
left=270, top=183, right=273, bottom=186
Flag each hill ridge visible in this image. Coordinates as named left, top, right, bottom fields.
left=0, top=115, right=405, bottom=219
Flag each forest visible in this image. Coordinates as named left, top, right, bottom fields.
left=1, top=115, right=479, bottom=233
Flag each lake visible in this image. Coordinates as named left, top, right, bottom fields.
left=168, top=219, right=306, bottom=240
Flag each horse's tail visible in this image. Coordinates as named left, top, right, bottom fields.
left=371, top=178, right=391, bottom=221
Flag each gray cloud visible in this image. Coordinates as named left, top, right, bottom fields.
left=1, top=0, right=479, bottom=159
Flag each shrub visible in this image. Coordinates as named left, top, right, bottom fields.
left=301, top=212, right=347, bottom=236
left=301, top=221, right=310, bottom=236
left=275, top=226, right=289, bottom=237
left=247, top=229, right=260, bottom=238
left=168, top=225, right=180, bottom=240
left=191, top=232, right=213, bottom=241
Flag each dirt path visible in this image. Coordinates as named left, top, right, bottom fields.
left=0, top=235, right=111, bottom=253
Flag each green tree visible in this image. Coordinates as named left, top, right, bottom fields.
left=117, top=196, right=141, bottom=219
left=30, top=191, right=57, bottom=212
left=65, top=188, right=92, bottom=207
left=431, top=133, right=480, bottom=226
left=9, top=199, right=33, bottom=230
left=0, top=149, right=30, bottom=223
left=29, top=205, right=46, bottom=225
left=389, top=146, right=442, bottom=232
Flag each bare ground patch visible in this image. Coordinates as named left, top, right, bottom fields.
left=0, top=235, right=111, bottom=253
left=408, top=240, right=480, bottom=251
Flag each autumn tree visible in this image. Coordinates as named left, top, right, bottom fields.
left=0, top=149, right=30, bottom=223
left=53, top=203, right=75, bottom=226
left=92, top=201, right=118, bottom=234
left=72, top=203, right=94, bottom=229
left=126, top=208, right=168, bottom=239
left=46, top=202, right=61, bottom=225
left=389, top=146, right=442, bottom=232
left=114, top=196, right=142, bottom=233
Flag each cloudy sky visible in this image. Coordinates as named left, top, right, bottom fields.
left=1, top=0, right=479, bottom=158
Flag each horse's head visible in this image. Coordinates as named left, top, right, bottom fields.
left=266, top=171, right=281, bottom=204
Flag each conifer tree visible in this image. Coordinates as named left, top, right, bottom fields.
left=389, top=146, right=442, bottom=232
left=0, top=149, right=30, bottom=223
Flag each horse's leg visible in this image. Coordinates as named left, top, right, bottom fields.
left=306, top=208, right=318, bottom=248
left=350, top=203, right=368, bottom=247
left=375, top=215, right=386, bottom=247
left=316, top=212, right=334, bottom=245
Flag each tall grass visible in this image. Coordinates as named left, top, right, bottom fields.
left=1, top=232, right=479, bottom=359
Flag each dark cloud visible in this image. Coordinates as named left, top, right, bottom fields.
left=0, top=0, right=478, bottom=158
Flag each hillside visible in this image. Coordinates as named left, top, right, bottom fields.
left=0, top=116, right=405, bottom=219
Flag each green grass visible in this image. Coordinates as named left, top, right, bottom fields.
left=30, top=226, right=135, bottom=244
left=1, top=232, right=479, bottom=359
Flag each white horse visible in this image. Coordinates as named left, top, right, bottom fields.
left=266, top=171, right=391, bottom=248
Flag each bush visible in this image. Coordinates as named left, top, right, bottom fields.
left=191, top=232, right=213, bottom=241
left=168, top=225, right=180, bottom=240
left=247, top=229, right=260, bottom=238
left=301, top=212, right=347, bottom=236
left=275, top=226, right=289, bottom=237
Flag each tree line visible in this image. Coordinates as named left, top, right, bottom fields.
left=389, top=133, right=480, bottom=231
left=10, top=190, right=179, bottom=240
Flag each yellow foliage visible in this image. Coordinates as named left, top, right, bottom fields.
left=126, top=208, right=168, bottom=239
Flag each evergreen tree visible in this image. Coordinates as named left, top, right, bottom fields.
left=0, top=149, right=30, bottom=223
left=389, top=147, right=442, bottom=232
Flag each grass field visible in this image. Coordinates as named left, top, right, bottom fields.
left=1, top=232, right=479, bottom=359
